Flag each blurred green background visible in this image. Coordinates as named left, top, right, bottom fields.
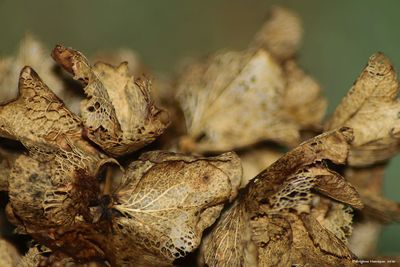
left=1, top=0, right=399, bottom=255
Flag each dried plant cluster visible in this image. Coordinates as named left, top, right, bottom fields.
left=0, top=6, right=399, bottom=267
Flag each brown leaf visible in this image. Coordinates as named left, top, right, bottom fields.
left=52, top=45, right=170, bottom=156
left=326, top=52, right=400, bottom=166
left=110, top=151, right=242, bottom=266
left=245, top=127, right=354, bottom=211
left=311, top=198, right=354, bottom=244
left=313, top=167, right=363, bottom=209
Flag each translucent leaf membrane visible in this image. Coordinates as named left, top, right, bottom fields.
left=52, top=45, right=170, bottom=157
left=111, top=151, right=242, bottom=267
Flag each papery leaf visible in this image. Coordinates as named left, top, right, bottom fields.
left=326, top=52, right=400, bottom=166
left=177, top=49, right=301, bottom=152
left=52, top=45, right=170, bottom=156
left=111, top=151, right=242, bottom=266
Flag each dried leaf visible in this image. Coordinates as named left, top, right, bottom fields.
left=177, top=49, right=300, bottom=152
left=200, top=201, right=250, bottom=267
left=326, top=52, right=400, bottom=166
left=251, top=6, right=302, bottom=61
left=0, top=34, right=82, bottom=113
left=176, top=7, right=326, bottom=153
left=52, top=45, right=170, bottom=156
left=313, top=167, right=363, bottom=209
left=202, top=129, right=359, bottom=266
left=0, top=67, right=112, bottom=181
left=111, top=151, right=242, bottom=266
left=0, top=150, right=13, bottom=191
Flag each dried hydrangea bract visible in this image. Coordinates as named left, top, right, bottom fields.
left=202, top=128, right=362, bottom=267
left=176, top=7, right=326, bottom=153
left=110, top=151, right=242, bottom=267
left=326, top=52, right=400, bottom=166
left=52, top=45, right=170, bottom=157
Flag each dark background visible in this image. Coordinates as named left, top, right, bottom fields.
left=1, top=0, right=399, bottom=254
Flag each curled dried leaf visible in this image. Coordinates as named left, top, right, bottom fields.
left=202, top=129, right=359, bottom=266
left=0, top=67, right=112, bottom=181
left=111, top=151, right=242, bottom=266
left=52, top=45, right=170, bottom=156
left=326, top=52, right=400, bottom=166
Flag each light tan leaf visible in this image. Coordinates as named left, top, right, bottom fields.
left=177, top=49, right=300, bottom=152
left=0, top=67, right=112, bottom=184
left=52, top=45, right=170, bottom=156
left=251, top=6, right=303, bottom=61
left=282, top=60, right=327, bottom=129
left=111, top=151, right=242, bottom=266
left=326, top=52, right=400, bottom=166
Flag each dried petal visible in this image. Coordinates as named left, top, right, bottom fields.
left=111, top=151, right=242, bottom=266
left=0, top=67, right=112, bottom=184
left=201, top=129, right=359, bottom=266
left=326, top=52, right=400, bottom=166
left=52, top=45, right=170, bottom=156
left=177, top=49, right=300, bottom=152
left=201, top=201, right=249, bottom=267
